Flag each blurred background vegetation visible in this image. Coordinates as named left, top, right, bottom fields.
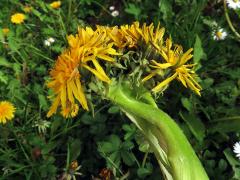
left=0, top=0, right=240, bottom=179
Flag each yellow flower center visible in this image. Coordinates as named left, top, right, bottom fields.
left=233, top=0, right=239, bottom=3
left=216, top=31, right=222, bottom=39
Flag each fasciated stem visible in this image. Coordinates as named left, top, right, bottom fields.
left=107, top=81, right=208, bottom=180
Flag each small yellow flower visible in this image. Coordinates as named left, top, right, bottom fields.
left=60, top=103, right=79, bottom=118
left=11, top=13, right=26, bottom=24
left=70, top=160, right=79, bottom=170
left=2, top=28, right=10, bottom=36
left=23, top=6, right=32, bottom=13
left=0, top=101, right=15, bottom=124
left=50, top=1, right=61, bottom=9
left=143, top=38, right=202, bottom=95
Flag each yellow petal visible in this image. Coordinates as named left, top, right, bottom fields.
left=152, top=72, right=178, bottom=93
left=75, top=79, right=88, bottom=110
left=166, top=38, right=173, bottom=51
left=67, top=80, right=75, bottom=103
left=69, top=80, right=87, bottom=109
left=151, top=60, right=172, bottom=69
left=186, top=73, right=202, bottom=89
left=177, top=73, right=187, bottom=88
left=47, top=95, right=60, bottom=117
left=97, top=53, right=115, bottom=62
left=60, top=85, right=67, bottom=109
left=185, top=77, right=201, bottom=96
left=142, top=71, right=157, bottom=82
left=83, top=64, right=110, bottom=83
left=159, top=50, right=169, bottom=63
left=179, top=48, right=193, bottom=65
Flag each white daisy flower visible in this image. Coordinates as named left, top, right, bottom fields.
left=212, top=28, right=227, bottom=41
left=233, top=141, right=240, bottom=160
left=109, top=6, right=115, bottom=11
left=111, top=10, right=119, bottom=17
left=226, top=0, right=240, bottom=9
left=44, top=37, right=55, bottom=46
left=48, top=37, right=55, bottom=43
left=44, top=40, right=51, bottom=46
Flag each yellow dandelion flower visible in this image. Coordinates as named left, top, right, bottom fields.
left=120, top=21, right=141, bottom=48
left=23, top=6, right=32, bottom=13
left=11, top=13, right=26, bottom=24
left=102, top=22, right=165, bottom=49
left=2, top=28, right=10, bottom=36
left=50, top=1, right=61, bottom=9
left=138, top=22, right=165, bottom=46
left=47, top=50, right=88, bottom=117
left=142, top=38, right=202, bottom=95
left=48, top=26, right=120, bottom=117
left=0, top=101, right=15, bottom=124
left=67, top=27, right=120, bottom=83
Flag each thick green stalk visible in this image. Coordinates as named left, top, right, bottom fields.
left=107, top=81, right=208, bottom=180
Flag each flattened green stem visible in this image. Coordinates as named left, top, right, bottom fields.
left=107, top=81, right=208, bottom=180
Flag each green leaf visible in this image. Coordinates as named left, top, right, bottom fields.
left=125, top=3, right=141, bottom=19
left=159, top=0, right=173, bottom=21
left=99, top=142, right=116, bottom=154
left=50, top=118, right=63, bottom=135
left=8, top=37, right=20, bottom=52
left=69, top=139, right=82, bottom=161
left=224, top=149, right=240, bottom=179
left=181, top=97, right=192, bottom=112
left=0, top=29, right=4, bottom=42
left=122, top=124, right=136, bottom=140
left=109, top=135, right=121, bottom=149
left=137, top=167, right=152, bottom=179
left=0, top=71, right=8, bottom=84
left=98, top=135, right=121, bottom=153
left=42, top=142, right=58, bottom=154
left=121, top=151, right=135, bottom=166
left=108, top=106, right=120, bottom=114
left=39, top=94, right=48, bottom=111
left=109, top=151, right=121, bottom=168
left=122, top=141, right=134, bottom=150
left=0, top=57, right=11, bottom=67
left=209, top=116, right=240, bottom=133
left=218, top=159, right=227, bottom=172
left=193, top=35, right=206, bottom=70
left=179, top=111, right=205, bottom=142
left=201, top=78, right=214, bottom=89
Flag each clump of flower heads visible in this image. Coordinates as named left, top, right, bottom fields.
left=47, top=22, right=201, bottom=118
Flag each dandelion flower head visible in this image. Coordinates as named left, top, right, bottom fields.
left=11, top=13, right=26, bottom=24
left=143, top=38, right=202, bottom=95
left=47, top=26, right=120, bottom=117
left=23, top=6, right=32, bottom=13
left=0, top=101, right=15, bottom=124
left=2, top=28, right=10, bottom=36
left=50, top=1, right=61, bottom=9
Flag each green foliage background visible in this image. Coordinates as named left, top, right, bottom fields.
left=0, top=0, right=240, bottom=179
